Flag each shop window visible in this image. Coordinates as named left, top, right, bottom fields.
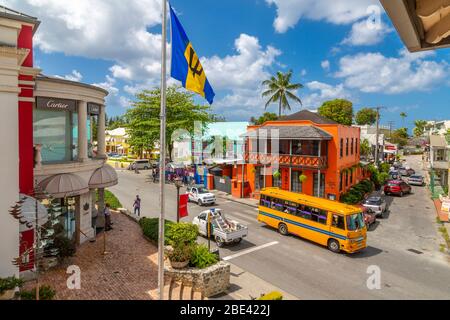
left=34, top=109, right=77, bottom=163
left=346, top=138, right=349, bottom=156
left=340, top=139, right=344, bottom=158
left=351, top=138, right=354, bottom=155
left=273, top=171, right=282, bottom=188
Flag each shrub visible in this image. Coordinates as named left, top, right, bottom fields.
left=258, top=291, right=283, bottom=300
left=0, top=277, right=23, bottom=294
left=166, top=223, right=199, bottom=247
left=167, top=244, right=193, bottom=263
left=139, top=218, right=174, bottom=244
left=52, top=236, right=76, bottom=260
left=96, top=190, right=122, bottom=210
left=380, top=163, right=391, bottom=174
left=20, top=285, right=56, bottom=300
left=190, top=244, right=218, bottom=269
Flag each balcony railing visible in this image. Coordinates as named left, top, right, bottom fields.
left=245, top=153, right=328, bottom=169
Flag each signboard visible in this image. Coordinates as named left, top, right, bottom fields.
left=88, top=103, right=101, bottom=115
left=36, top=97, right=77, bottom=112
left=179, top=194, right=189, bottom=218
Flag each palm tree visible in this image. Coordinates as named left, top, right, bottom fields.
left=262, top=70, right=303, bottom=117
left=400, top=112, right=407, bottom=128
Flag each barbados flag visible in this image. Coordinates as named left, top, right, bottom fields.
left=170, top=5, right=215, bottom=105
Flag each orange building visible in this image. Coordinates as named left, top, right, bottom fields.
left=231, top=110, right=367, bottom=201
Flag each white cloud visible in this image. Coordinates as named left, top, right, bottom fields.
left=202, top=34, right=281, bottom=91
left=335, top=49, right=449, bottom=94
left=266, top=0, right=379, bottom=33
left=342, top=19, right=392, bottom=46
left=303, top=81, right=352, bottom=108
left=321, top=60, right=330, bottom=71
left=54, top=70, right=83, bottom=82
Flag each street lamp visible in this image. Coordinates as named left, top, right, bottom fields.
left=175, top=177, right=183, bottom=223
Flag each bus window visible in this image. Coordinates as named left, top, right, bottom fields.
left=260, top=195, right=271, bottom=208
left=346, top=213, right=365, bottom=231
left=332, top=214, right=345, bottom=230
left=311, top=207, right=328, bottom=225
left=272, top=199, right=284, bottom=212
left=284, top=201, right=297, bottom=215
left=297, top=205, right=312, bottom=220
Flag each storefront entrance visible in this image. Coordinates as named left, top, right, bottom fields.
left=60, top=197, right=77, bottom=240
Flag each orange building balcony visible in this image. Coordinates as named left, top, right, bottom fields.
left=245, top=153, right=328, bottom=170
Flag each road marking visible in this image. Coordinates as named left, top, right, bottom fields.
left=223, top=241, right=279, bottom=261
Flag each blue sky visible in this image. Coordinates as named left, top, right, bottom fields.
left=5, top=0, right=450, bottom=131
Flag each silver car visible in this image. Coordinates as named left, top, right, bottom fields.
left=362, top=197, right=387, bottom=218
left=408, top=175, right=425, bottom=186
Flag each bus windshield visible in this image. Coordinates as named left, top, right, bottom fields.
left=346, top=213, right=365, bottom=231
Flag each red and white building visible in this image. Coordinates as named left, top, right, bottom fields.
left=0, top=7, right=117, bottom=277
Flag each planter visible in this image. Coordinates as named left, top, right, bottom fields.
left=0, top=289, right=16, bottom=300
left=170, top=260, right=189, bottom=270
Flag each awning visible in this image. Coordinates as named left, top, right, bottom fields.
left=89, top=164, right=118, bottom=189
left=38, top=173, right=89, bottom=198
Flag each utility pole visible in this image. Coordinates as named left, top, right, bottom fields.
left=374, top=107, right=386, bottom=168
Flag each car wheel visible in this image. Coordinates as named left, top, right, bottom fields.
left=233, top=238, right=242, bottom=245
left=278, top=223, right=289, bottom=236
left=198, top=200, right=203, bottom=206
left=215, top=236, right=225, bottom=248
left=328, top=239, right=340, bottom=253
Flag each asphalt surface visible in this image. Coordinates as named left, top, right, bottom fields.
left=110, top=155, right=450, bottom=299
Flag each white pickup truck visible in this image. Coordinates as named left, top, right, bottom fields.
left=192, top=209, right=248, bottom=247
left=187, top=185, right=216, bottom=206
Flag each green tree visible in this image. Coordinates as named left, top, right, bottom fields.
left=318, top=99, right=354, bottom=126
left=360, top=139, right=371, bottom=159
left=413, top=120, right=428, bottom=137
left=400, top=112, right=407, bottom=127
left=355, top=108, right=378, bottom=126
left=262, top=70, right=303, bottom=117
left=390, top=128, right=409, bottom=147
left=125, top=86, right=215, bottom=161
left=250, top=112, right=279, bottom=125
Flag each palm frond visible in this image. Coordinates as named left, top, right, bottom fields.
left=286, top=91, right=303, bottom=106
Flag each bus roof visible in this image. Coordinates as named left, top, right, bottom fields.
left=260, top=188, right=361, bottom=215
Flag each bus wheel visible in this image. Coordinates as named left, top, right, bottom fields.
left=328, top=239, right=340, bottom=253
left=278, top=223, right=288, bottom=236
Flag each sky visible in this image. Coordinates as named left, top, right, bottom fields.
left=3, top=0, right=450, bottom=131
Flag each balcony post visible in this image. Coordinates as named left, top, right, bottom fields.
left=289, top=140, right=293, bottom=192
left=317, top=140, right=322, bottom=198
left=78, top=101, right=88, bottom=162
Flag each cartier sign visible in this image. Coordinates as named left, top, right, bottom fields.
left=88, top=103, right=101, bottom=115
left=36, top=97, right=76, bottom=112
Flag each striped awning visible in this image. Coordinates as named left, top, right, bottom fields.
left=38, top=173, right=89, bottom=198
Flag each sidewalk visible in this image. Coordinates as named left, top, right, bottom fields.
left=213, top=264, right=298, bottom=300
left=213, top=191, right=259, bottom=208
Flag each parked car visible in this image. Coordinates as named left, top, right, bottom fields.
left=129, top=159, right=151, bottom=170
left=362, top=196, right=387, bottom=218
left=408, top=175, right=425, bottom=186
left=384, top=180, right=412, bottom=197
left=187, top=185, right=216, bottom=206
left=399, top=167, right=415, bottom=177
left=363, top=208, right=377, bottom=230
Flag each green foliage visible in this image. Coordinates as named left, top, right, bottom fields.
left=389, top=128, right=409, bottom=147
left=0, top=277, right=23, bottom=294
left=250, top=112, right=279, bottom=125
left=380, top=163, right=391, bottom=174
left=299, top=174, right=307, bottom=183
left=52, top=236, right=76, bottom=260
left=360, top=139, right=371, bottom=158
left=167, top=244, right=193, bottom=263
left=96, top=190, right=122, bottom=210
left=190, top=244, right=219, bottom=269
left=258, top=291, right=283, bottom=300
left=125, top=86, right=215, bottom=160
left=166, top=223, right=199, bottom=247
left=318, top=99, right=354, bottom=126
left=413, top=120, right=428, bottom=137
left=262, top=70, right=303, bottom=117
left=106, top=115, right=127, bottom=130
left=341, top=179, right=374, bottom=205
left=355, top=108, right=378, bottom=126
left=139, top=218, right=175, bottom=244
left=273, top=170, right=281, bottom=179
left=20, top=285, right=56, bottom=300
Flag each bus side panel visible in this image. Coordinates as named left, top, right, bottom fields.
left=288, top=217, right=330, bottom=246
left=257, top=208, right=281, bottom=230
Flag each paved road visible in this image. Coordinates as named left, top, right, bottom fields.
left=110, top=155, right=450, bottom=299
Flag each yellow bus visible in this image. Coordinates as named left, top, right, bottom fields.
left=258, top=188, right=367, bottom=253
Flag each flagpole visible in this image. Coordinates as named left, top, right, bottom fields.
left=158, top=0, right=168, bottom=301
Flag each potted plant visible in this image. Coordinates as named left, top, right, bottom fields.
left=273, top=170, right=281, bottom=179
left=299, top=174, right=307, bottom=184
left=0, top=277, right=23, bottom=300
left=167, top=244, right=192, bottom=269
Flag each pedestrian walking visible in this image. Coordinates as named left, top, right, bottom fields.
left=133, top=195, right=141, bottom=217
left=104, top=203, right=113, bottom=231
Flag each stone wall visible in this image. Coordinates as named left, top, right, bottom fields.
left=165, top=261, right=231, bottom=298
